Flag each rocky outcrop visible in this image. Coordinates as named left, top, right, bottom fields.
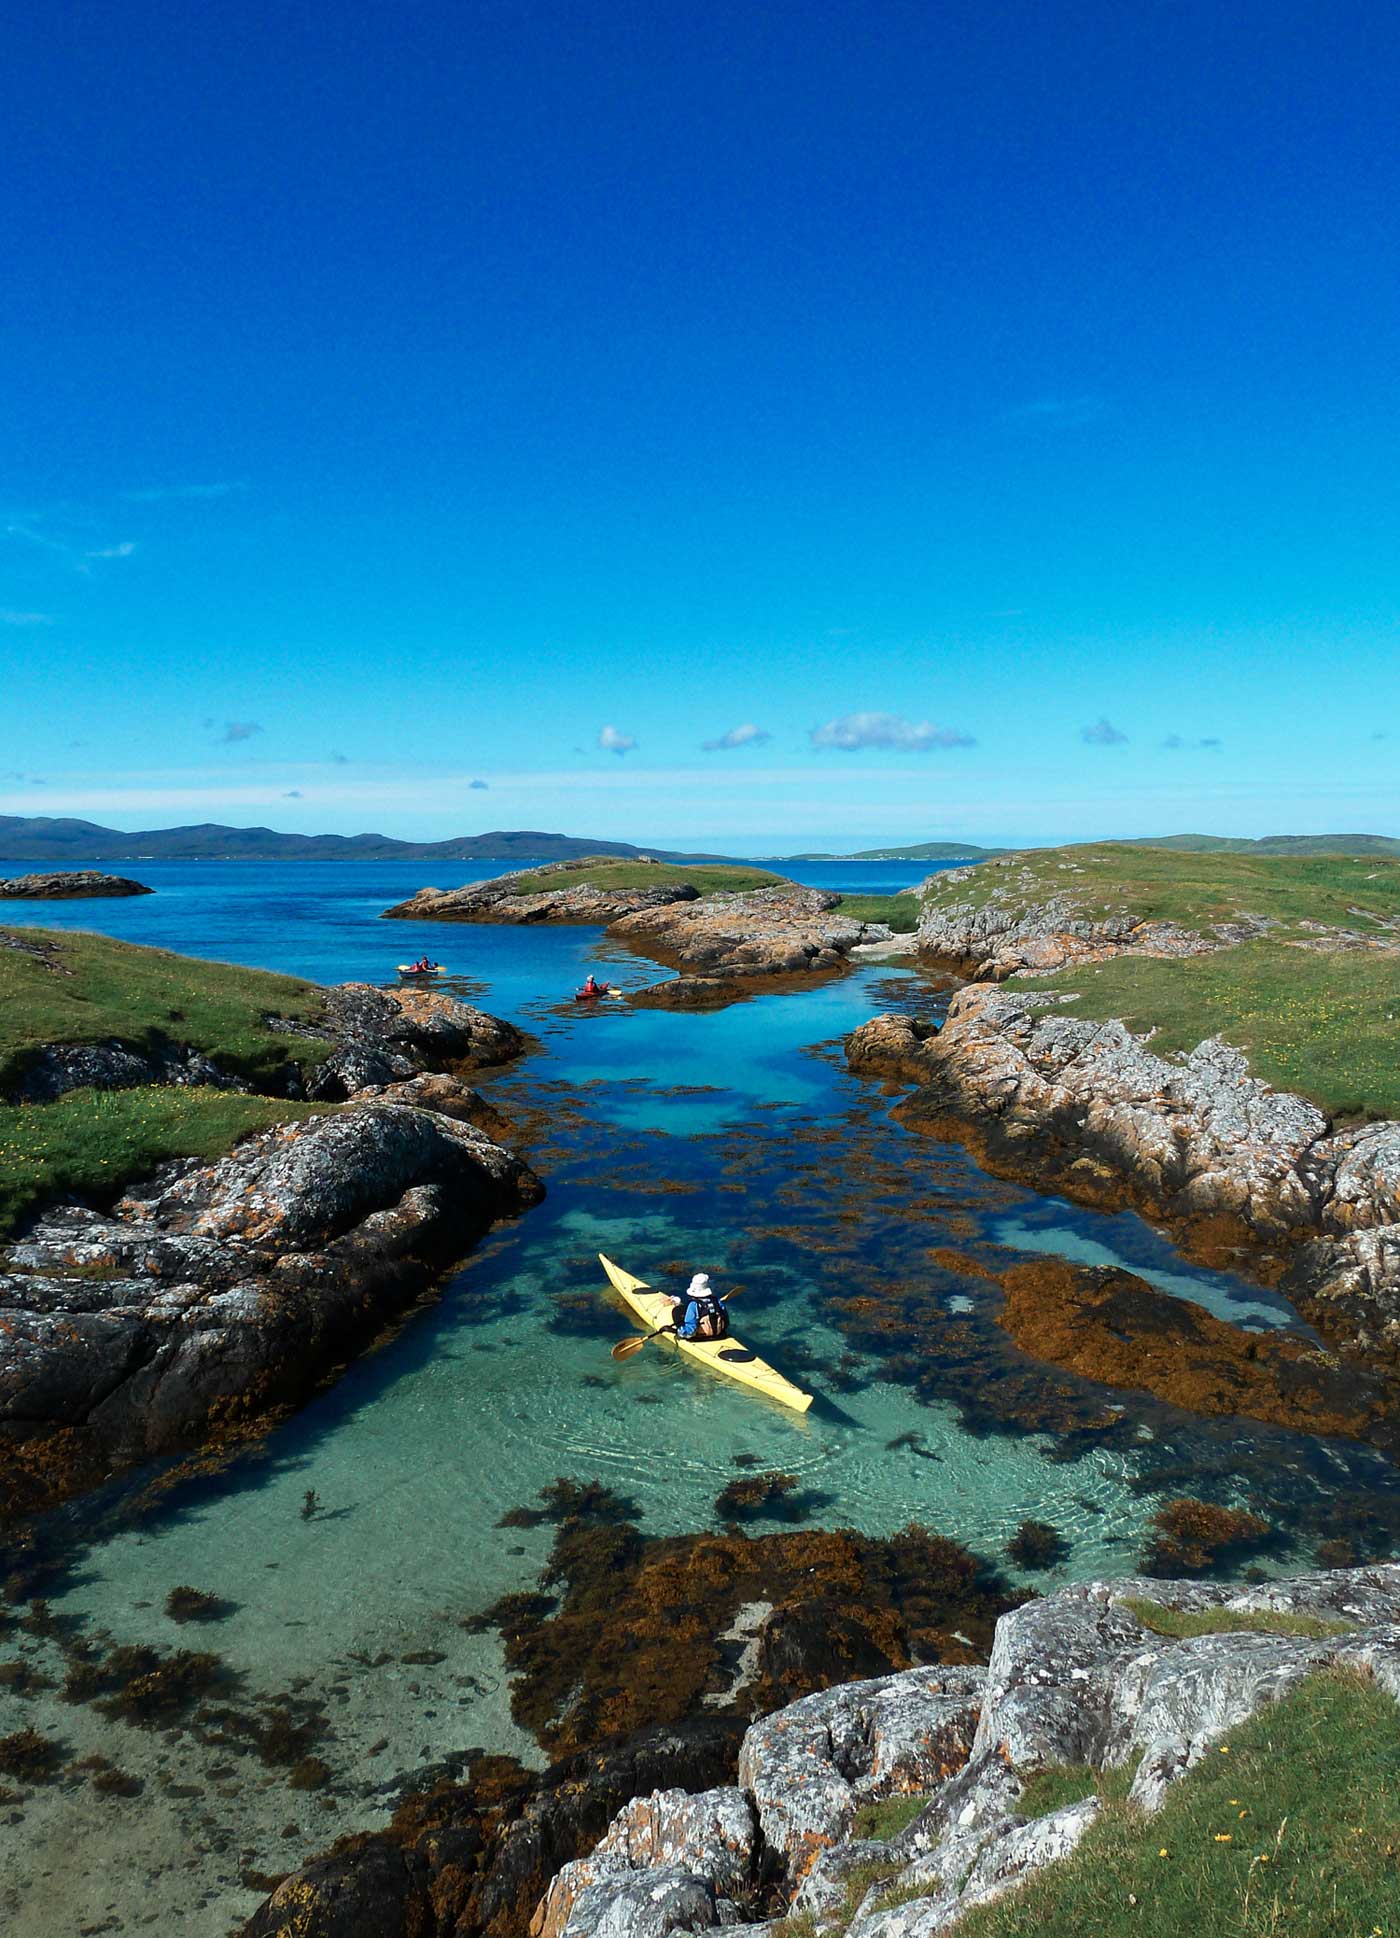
left=4, top=981, right=525, bottom=1105
left=301, top=983, right=527, bottom=1099
left=0, top=870, right=153, bottom=899
left=241, top=1719, right=748, bottom=1938
left=501, top=1565, right=1400, bottom=1938
left=0, top=1089, right=543, bottom=1514
left=613, top=889, right=889, bottom=987
left=383, top=858, right=699, bottom=925
left=847, top=992, right=1400, bottom=1369
left=912, top=863, right=1263, bottom=980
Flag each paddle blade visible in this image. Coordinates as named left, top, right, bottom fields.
left=611, top=1336, right=648, bottom=1361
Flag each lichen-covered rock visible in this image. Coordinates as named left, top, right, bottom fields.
left=304, top=982, right=526, bottom=1099
left=846, top=992, right=1400, bottom=1377
left=737, top=1667, right=984, bottom=1885
left=912, top=874, right=1259, bottom=981
left=0, top=1098, right=543, bottom=1511
left=613, top=889, right=886, bottom=984
left=10, top=1036, right=242, bottom=1103
left=533, top=1789, right=759, bottom=1938
left=383, top=858, right=698, bottom=925
left=0, top=870, right=152, bottom=899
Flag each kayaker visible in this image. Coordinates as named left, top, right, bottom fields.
left=667, top=1272, right=729, bottom=1342
left=581, top=974, right=600, bottom=997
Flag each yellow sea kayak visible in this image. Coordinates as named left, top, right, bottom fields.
left=599, top=1253, right=813, bottom=1414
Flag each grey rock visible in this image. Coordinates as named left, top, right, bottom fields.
left=848, top=987, right=1400, bottom=1370
left=11, top=1037, right=242, bottom=1103
left=0, top=870, right=152, bottom=899
left=0, top=1098, right=542, bottom=1485
left=383, top=857, right=699, bottom=925
left=543, top=1869, right=740, bottom=1938
left=737, top=1666, right=984, bottom=1886
left=533, top=1788, right=759, bottom=1938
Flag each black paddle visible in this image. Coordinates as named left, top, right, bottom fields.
left=610, top=1286, right=741, bottom=1361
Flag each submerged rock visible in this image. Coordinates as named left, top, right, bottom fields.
left=0, top=1091, right=543, bottom=1514
left=0, top=870, right=153, bottom=899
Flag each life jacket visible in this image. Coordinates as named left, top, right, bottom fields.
left=680, top=1292, right=729, bottom=1341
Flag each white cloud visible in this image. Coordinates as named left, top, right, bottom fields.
left=810, top=712, right=975, bottom=752
left=83, top=541, right=136, bottom=562
left=703, top=723, right=772, bottom=752
left=598, top=724, right=637, bottom=756
left=0, top=609, right=52, bottom=626
left=1081, top=718, right=1128, bottom=746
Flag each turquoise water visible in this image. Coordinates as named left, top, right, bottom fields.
left=3, top=860, right=1397, bottom=1935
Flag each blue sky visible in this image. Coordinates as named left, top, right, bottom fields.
left=4, top=0, right=1398, bottom=852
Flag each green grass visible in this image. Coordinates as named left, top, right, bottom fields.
left=954, top=1668, right=1400, bottom=1938
left=918, top=844, right=1400, bottom=939
left=506, top=860, right=788, bottom=896
left=0, top=927, right=329, bottom=1092
left=1016, top=1764, right=1134, bottom=1820
left=1119, top=1598, right=1355, bottom=1643
left=831, top=892, right=920, bottom=935
left=853, top=1794, right=932, bottom=1841
left=0, top=1087, right=327, bottom=1238
left=1016, top=941, right=1400, bottom=1120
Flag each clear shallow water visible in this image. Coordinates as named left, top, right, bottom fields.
left=4, top=860, right=1397, bottom=1935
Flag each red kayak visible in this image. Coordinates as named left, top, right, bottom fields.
left=574, top=984, right=617, bottom=1001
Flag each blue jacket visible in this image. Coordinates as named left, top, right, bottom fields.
left=676, top=1294, right=727, bottom=1340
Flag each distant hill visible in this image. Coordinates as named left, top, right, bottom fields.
left=786, top=841, right=1003, bottom=862
left=1111, top=833, right=1400, bottom=857
left=0, top=816, right=725, bottom=865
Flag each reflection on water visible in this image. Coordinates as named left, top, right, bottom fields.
left=3, top=860, right=1397, bottom=1936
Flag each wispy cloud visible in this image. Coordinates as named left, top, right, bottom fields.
left=0, top=609, right=52, bottom=626
left=1162, top=732, right=1223, bottom=751
left=811, top=711, right=975, bottom=753
left=282, top=788, right=303, bottom=798
left=221, top=721, right=263, bottom=743
left=469, top=778, right=489, bottom=790
left=598, top=724, right=637, bottom=756
left=1081, top=717, right=1128, bottom=746
left=330, top=751, right=350, bottom=764
left=123, top=482, right=247, bottom=504
left=703, top=723, right=772, bottom=752
left=5, top=522, right=137, bottom=572
left=3, top=771, right=45, bottom=785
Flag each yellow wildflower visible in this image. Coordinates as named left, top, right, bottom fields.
left=1214, top=1833, right=1233, bottom=1843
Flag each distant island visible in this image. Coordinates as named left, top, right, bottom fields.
left=786, top=832, right=1400, bottom=861
left=785, top=841, right=1004, bottom=861
left=0, top=815, right=726, bottom=865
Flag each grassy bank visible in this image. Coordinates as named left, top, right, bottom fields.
left=0, top=927, right=328, bottom=1092
left=0, top=928, right=338, bottom=1237
left=955, top=1667, right=1400, bottom=1938
left=919, top=843, right=1400, bottom=939
left=1017, top=942, right=1400, bottom=1120
left=506, top=859, right=787, bottom=896
left=830, top=891, right=920, bottom=934
left=0, top=1087, right=327, bottom=1238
